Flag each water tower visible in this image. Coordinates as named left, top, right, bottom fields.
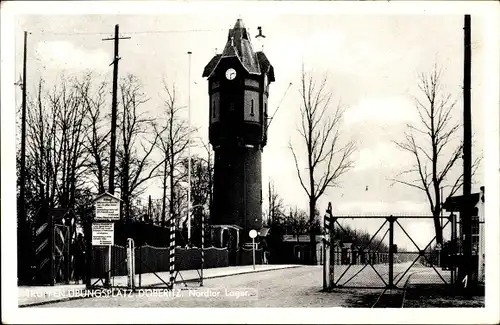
left=202, top=19, right=275, bottom=249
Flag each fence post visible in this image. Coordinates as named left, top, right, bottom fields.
left=388, top=216, right=395, bottom=289
left=66, top=226, right=70, bottom=284
left=322, top=238, right=327, bottom=290
left=49, top=214, right=55, bottom=285
left=127, top=238, right=132, bottom=288
left=451, top=213, right=456, bottom=286
left=85, top=209, right=92, bottom=288
left=200, top=210, right=205, bottom=287
left=132, top=239, right=135, bottom=288
left=329, top=217, right=335, bottom=289
left=322, top=237, right=329, bottom=290
left=139, top=245, right=142, bottom=287
left=169, top=216, right=176, bottom=289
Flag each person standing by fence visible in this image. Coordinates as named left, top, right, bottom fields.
left=261, top=238, right=269, bottom=264
left=74, top=233, right=86, bottom=284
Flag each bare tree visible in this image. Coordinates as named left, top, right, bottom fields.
left=21, top=74, right=100, bottom=234
left=265, top=179, right=285, bottom=226
left=290, top=66, right=356, bottom=263
left=78, top=77, right=110, bottom=194
left=391, top=65, right=481, bottom=244
left=288, top=207, right=309, bottom=243
left=155, top=81, right=192, bottom=228
left=46, top=75, right=90, bottom=208
left=24, top=78, right=50, bottom=220
left=200, top=139, right=214, bottom=219
left=25, top=75, right=92, bottom=211
left=117, top=74, right=165, bottom=222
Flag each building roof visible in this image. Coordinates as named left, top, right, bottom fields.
left=211, top=224, right=243, bottom=230
left=93, top=191, right=121, bottom=202
left=282, top=235, right=325, bottom=243
left=202, top=19, right=275, bottom=81
left=259, top=227, right=270, bottom=237
left=443, top=192, right=481, bottom=212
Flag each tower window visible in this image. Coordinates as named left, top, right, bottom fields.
left=264, top=103, right=267, bottom=116
left=250, top=99, right=254, bottom=116
left=212, top=100, right=216, bottom=118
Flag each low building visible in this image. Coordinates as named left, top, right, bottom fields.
left=443, top=186, right=485, bottom=283
left=282, top=235, right=326, bottom=265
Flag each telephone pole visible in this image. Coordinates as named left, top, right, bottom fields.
left=462, top=14, right=473, bottom=292
left=187, top=51, right=192, bottom=243
left=101, top=25, right=130, bottom=287
left=103, top=24, right=130, bottom=195
left=17, top=31, right=28, bottom=283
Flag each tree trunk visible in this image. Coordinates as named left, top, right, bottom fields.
left=169, top=154, right=175, bottom=225
left=309, top=198, right=317, bottom=265
left=161, top=158, right=167, bottom=227
left=433, top=208, right=443, bottom=244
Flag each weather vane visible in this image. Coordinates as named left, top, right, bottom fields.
left=255, top=26, right=266, bottom=51
left=255, top=26, right=266, bottom=39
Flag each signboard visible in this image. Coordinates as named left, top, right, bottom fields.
left=95, top=193, right=121, bottom=221
left=92, top=223, right=114, bottom=246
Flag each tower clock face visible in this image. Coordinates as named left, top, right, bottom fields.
left=225, top=68, right=237, bottom=80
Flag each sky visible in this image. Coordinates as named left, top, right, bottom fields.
left=8, top=3, right=493, bottom=249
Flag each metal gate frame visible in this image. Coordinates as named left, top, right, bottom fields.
left=326, top=213, right=456, bottom=290
left=53, top=224, right=71, bottom=284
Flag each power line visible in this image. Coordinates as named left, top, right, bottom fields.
left=266, top=82, right=293, bottom=129
left=31, top=24, right=269, bottom=38
left=32, top=28, right=229, bottom=37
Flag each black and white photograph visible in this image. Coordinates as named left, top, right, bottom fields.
left=2, top=1, right=499, bottom=324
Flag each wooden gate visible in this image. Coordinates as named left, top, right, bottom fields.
left=31, top=208, right=81, bottom=285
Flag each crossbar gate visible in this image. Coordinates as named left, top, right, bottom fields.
left=323, top=211, right=458, bottom=291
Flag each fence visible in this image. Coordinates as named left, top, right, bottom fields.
left=237, top=246, right=263, bottom=266
left=89, top=244, right=230, bottom=287
left=324, top=214, right=458, bottom=290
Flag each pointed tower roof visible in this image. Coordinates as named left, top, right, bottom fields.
left=203, top=19, right=275, bottom=82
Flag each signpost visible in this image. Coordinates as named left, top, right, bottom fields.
left=249, top=229, right=257, bottom=270
left=93, top=192, right=121, bottom=287
left=92, top=223, right=114, bottom=246
left=95, top=195, right=120, bottom=221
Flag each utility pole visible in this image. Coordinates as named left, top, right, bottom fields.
left=462, top=14, right=473, bottom=292
left=101, top=25, right=130, bottom=287
left=187, top=51, right=192, bottom=243
left=17, top=31, right=28, bottom=284
left=103, top=24, right=131, bottom=195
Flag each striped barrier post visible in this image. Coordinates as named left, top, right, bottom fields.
left=200, top=209, right=205, bottom=286
left=169, top=216, right=175, bottom=289
left=131, top=239, right=135, bottom=289
left=127, top=238, right=132, bottom=288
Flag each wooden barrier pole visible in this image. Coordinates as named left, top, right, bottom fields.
left=200, top=209, right=205, bottom=286
left=169, top=216, right=176, bottom=289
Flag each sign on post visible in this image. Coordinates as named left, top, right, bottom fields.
left=249, top=230, right=257, bottom=270
left=95, top=192, right=121, bottom=221
left=92, top=223, right=114, bottom=246
left=92, top=192, right=121, bottom=287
